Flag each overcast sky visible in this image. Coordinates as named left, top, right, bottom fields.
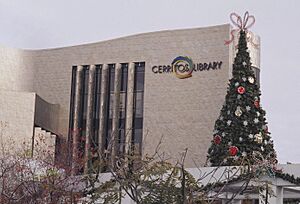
left=0, top=0, right=299, bottom=164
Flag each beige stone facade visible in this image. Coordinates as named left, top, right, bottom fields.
left=0, top=24, right=260, bottom=168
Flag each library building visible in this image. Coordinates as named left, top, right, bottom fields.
left=0, top=24, right=261, bottom=170
left=3, top=22, right=300, bottom=203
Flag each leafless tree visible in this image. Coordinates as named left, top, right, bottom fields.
left=82, top=130, right=260, bottom=204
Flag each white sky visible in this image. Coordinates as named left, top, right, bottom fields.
left=0, top=0, right=299, bottom=164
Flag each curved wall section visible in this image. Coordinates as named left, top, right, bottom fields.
left=35, top=95, right=60, bottom=134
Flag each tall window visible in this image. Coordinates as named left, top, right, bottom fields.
left=118, top=63, right=128, bottom=155
left=105, top=64, right=115, bottom=151
left=67, top=66, right=78, bottom=165
left=78, top=66, right=90, bottom=162
left=69, top=65, right=102, bottom=169
left=68, top=63, right=142, bottom=170
left=68, top=65, right=89, bottom=173
left=93, top=65, right=102, bottom=147
left=82, top=66, right=89, bottom=132
left=132, top=62, right=145, bottom=155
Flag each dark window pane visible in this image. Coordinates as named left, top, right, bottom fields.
left=134, top=92, right=144, bottom=118
left=121, top=64, right=128, bottom=92
left=82, top=67, right=89, bottom=125
left=109, top=93, right=114, bottom=119
left=133, top=129, right=143, bottom=143
left=105, top=65, right=115, bottom=150
left=119, top=119, right=126, bottom=129
left=118, top=64, right=128, bottom=156
left=118, top=119, right=126, bottom=154
left=133, top=129, right=143, bottom=155
left=92, top=65, right=102, bottom=148
left=136, top=62, right=145, bottom=71
left=134, top=63, right=145, bottom=92
left=118, top=129, right=125, bottom=154
left=109, top=64, right=115, bottom=93
left=84, top=68, right=89, bottom=94
left=133, top=118, right=143, bottom=129
left=132, top=62, right=145, bottom=156
left=119, top=93, right=126, bottom=119
left=69, top=66, right=77, bottom=132
left=135, top=72, right=144, bottom=91
left=105, top=119, right=113, bottom=149
left=94, top=66, right=102, bottom=120
left=96, top=66, right=102, bottom=94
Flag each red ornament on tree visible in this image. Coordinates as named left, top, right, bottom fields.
left=254, top=100, right=260, bottom=108
left=237, top=86, right=245, bottom=94
left=229, top=146, right=239, bottom=156
left=214, top=135, right=222, bottom=145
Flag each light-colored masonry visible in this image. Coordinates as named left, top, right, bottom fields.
left=0, top=24, right=260, bottom=167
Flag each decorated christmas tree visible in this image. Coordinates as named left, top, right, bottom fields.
left=207, top=12, right=277, bottom=166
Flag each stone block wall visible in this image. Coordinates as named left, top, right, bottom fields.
left=0, top=90, right=35, bottom=154
left=33, top=127, right=56, bottom=164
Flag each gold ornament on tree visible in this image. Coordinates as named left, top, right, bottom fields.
left=235, top=106, right=243, bottom=117
left=254, top=132, right=263, bottom=144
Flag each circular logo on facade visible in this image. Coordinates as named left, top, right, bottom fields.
left=171, top=56, right=194, bottom=79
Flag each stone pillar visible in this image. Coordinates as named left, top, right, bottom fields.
left=275, top=186, right=283, bottom=204
left=110, top=63, right=122, bottom=167
left=84, top=65, right=96, bottom=174
left=98, top=64, right=109, bottom=155
left=124, top=62, right=135, bottom=156
left=71, top=65, right=84, bottom=176
left=248, top=34, right=260, bottom=69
